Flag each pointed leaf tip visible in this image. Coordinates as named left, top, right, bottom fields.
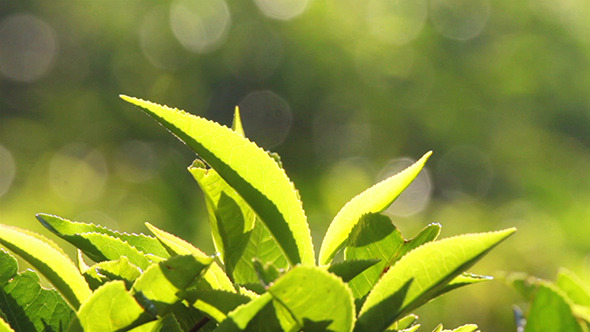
left=319, top=151, right=433, bottom=266
left=122, top=96, right=315, bottom=266
left=232, top=106, right=245, bottom=137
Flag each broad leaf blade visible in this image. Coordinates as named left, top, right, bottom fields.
left=132, top=254, right=213, bottom=315
left=524, top=282, right=583, bottom=332
left=356, top=228, right=516, bottom=332
left=391, top=223, right=441, bottom=264
left=70, top=280, right=153, bottom=332
left=0, top=249, right=74, bottom=331
left=433, top=273, right=492, bottom=298
left=387, top=314, right=418, bottom=331
left=344, top=213, right=404, bottom=299
left=121, top=95, right=314, bottom=266
left=53, top=231, right=152, bottom=271
left=326, top=259, right=380, bottom=283
left=319, top=151, right=432, bottom=265
left=215, top=292, right=273, bottom=331
left=189, top=163, right=287, bottom=285
left=37, top=213, right=170, bottom=258
left=184, top=289, right=251, bottom=323
left=0, top=224, right=91, bottom=309
left=556, top=268, right=590, bottom=307
left=268, top=266, right=355, bottom=332
left=145, top=222, right=235, bottom=292
left=84, top=257, right=142, bottom=290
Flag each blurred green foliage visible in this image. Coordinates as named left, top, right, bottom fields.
left=0, top=0, right=589, bottom=330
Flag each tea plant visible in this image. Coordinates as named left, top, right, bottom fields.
left=0, top=95, right=515, bottom=331
left=509, top=268, right=590, bottom=331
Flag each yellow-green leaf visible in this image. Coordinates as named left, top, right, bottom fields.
left=356, top=228, right=515, bottom=332
left=319, top=151, right=432, bottom=266
left=0, top=224, right=91, bottom=309
left=70, top=280, right=153, bottom=332
left=121, top=95, right=314, bottom=266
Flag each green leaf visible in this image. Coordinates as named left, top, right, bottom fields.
left=344, top=213, right=404, bottom=299
left=132, top=254, right=213, bottom=315
left=445, top=324, right=479, bottom=332
left=56, top=231, right=152, bottom=270
left=268, top=266, right=355, bottom=332
left=128, top=314, right=183, bottom=332
left=188, top=160, right=254, bottom=260
left=524, top=282, right=583, bottom=332
left=0, top=224, right=91, bottom=309
left=252, top=259, right=281, bottom=286
left=121, top=95, right=314, bottom=266
left=184, top=289, right=251, bottom=323
left=70, top=280, right=153, bottom=332
left=556, top=268, right=590, bottom=307
left=83, top=257, right=142, bottom=290
left=0, top=317, right=14, bottom=332
left=319, top=151, right=432, bottom=265
left=215, top=292, right=273, bottom=331
left=506, top=272, right=540, bottom=301
left=232, top=106, right=245, bottom=137
left=189, top=162, right=287, bottom=285
left=356, top=228, right=516, bottom=332
left=326, top=259, right=380, bottom=283
left=387, top=314, right=418, bottom=331
left=0, top=249, right=74, bottom=331
left=37, top=213, right=170, bottom=258
left=391, top=223, right=441, bottom=264
left=433, top=272, right=493, bottom=298
left=0, top=249, right=17, bottom=285
left=145, top=222, right=235, bottom=293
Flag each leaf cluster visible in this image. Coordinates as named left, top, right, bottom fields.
left=508, top=268, right=590, bottom=331
left=0, top=96, right=515, bottom=331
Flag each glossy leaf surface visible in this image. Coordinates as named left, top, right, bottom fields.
left=145, top=222, right=235, bottom=292
left=132, top=254, right=213, bottom=315
left=356, top=228, right=515, bottom=332
left=268, top=266, right=355, bottom=332
left=189, top=162, right=287, bottom=285
left=121, top=95, right=314, bottom=266
left=71, top=280, right=152, bottom=332
left=0, top=249, right=74, bottom=331
left=320, top=151, right=432, bottom=265
left=0, top=224, right=91, bottom=309
left=344, top=213, right=404, bottom=299
left=36, top=214, right=169, bottom=258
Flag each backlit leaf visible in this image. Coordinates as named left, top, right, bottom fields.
left=556, top=268, right=590, bottom=307
left=356, top=228, right=515, bottom=332
left=83, top=257, right=142, bottom=290
left=0, top=249, right=74, bottom=331
left=344, top=213, right=404, bottom=299
left=215, top=293, right=273, bottom=331
left=319, top=151, right=432, bottom=265
left=524, top=282, right=583, bottom=332
left=70, top=280, right=153, bottom=332
left=145, top=222, right=235, bottom=293
left=268, top=266, right=355, bottom=332
left=184, top=289, right=251, bottom=323
left=326, top=259, right=380, bottom=283
left=189, top=162, right=287, bottom=285
left=121, top=95, right=314, bottom=266
left=0, top=224, right=91, bottom=309
left=36, top=213, right=169, bottom=258
left=132, top=254, right=213, bottom=315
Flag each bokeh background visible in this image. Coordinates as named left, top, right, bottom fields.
left=1, top=0, right=590, bottom=330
